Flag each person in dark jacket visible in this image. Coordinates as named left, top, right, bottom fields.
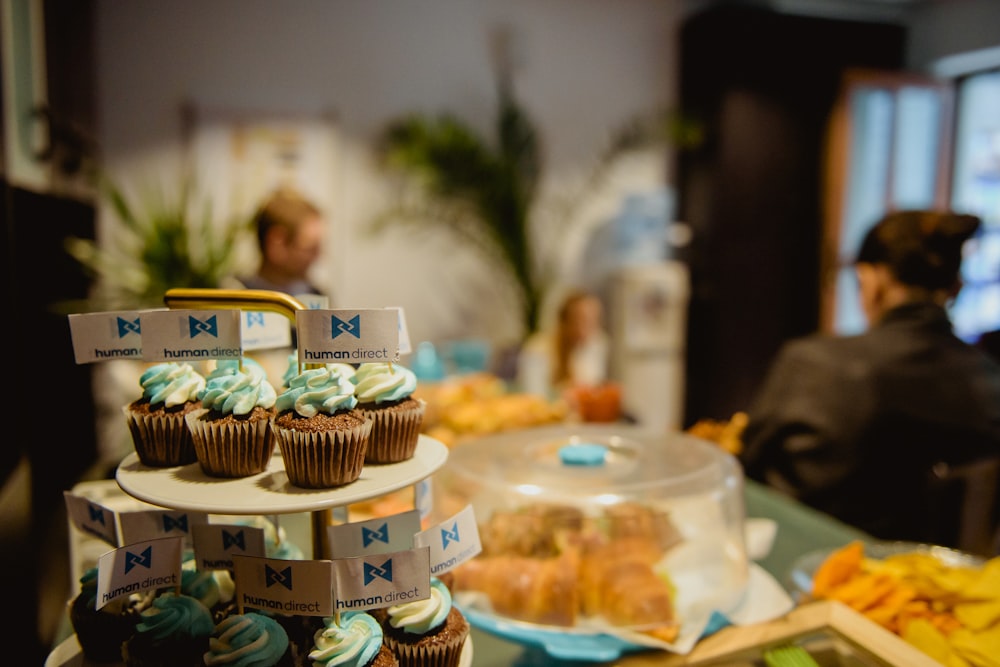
left=740, top=210, right=1000, bottom=548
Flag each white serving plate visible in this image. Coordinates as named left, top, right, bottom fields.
left=116, top=435, right=447, bottom=514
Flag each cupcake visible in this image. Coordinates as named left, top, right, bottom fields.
left=350, top=362, right=426, bottom=464
left=69, top=567, right=150, bottom=663
left=120, top=592, right=216, bottom=667
left=310, top=611, right=398, bottom=667
left=203, top=612, right=295, bottom=667
left=186, top=359, right=278, bottom=478
left=272, top=363, right=373, bottom=488
left=376, top=577, right=469, bottom=667
left=179, top=561, right=233, bottom=622
left=123, top=362, right=206, bottom=466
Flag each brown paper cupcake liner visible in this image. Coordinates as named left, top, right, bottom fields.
left=272, top=418, right=373, bottom=488
left=358, top=399, right=426, bottom=464
left=383, top=634, right=467, bottom=667
left=185, top=408, right=275, bottom=478
left=123, top=405, right=198, bottom=467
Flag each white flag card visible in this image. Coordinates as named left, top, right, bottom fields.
left=67, top=310, right=148, bottom=364
left=390, top=306, right=412, bottom=356
left=118, top=509, right=210, bottom=548
left=191, top=523, right=267, bottom=571
left=138, top=309, right=242, bottom=363
left=240, top=310, right=292, bottom=351
left=326, top=509, right=421, bottom=559
left=414, top=478, right=433, bottom=522
left=294, top=293, right=330, bottom=310
left=96, top=536, right=184, bottom=610
left=63, top=491, right=118, bottom=547
left=332, top=547, right=430, bottom=614
left=231, top=555, right=333, bottom=618
left=296, top=309, right=400, bottom=365
left=414, top=505, right=482, bottom=577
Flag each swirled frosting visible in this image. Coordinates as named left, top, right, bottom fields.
left=135, top=593, right=215, bottom=641
left=180, top=567, right=222, bottom=610
left=276, top=364, right=358, bottom=417
left=309, top=611, right=384, bottom=667
left=204, top=612, right=290, bottom=667
left=199, top=359, right=277, bottom=415
left=282, top=355, right=357, bottom=387
left=385, top=578, right=451, bottom=635
left=351, top=362, right=417, bottom=405
left=139, top=362, right=206, bottom=407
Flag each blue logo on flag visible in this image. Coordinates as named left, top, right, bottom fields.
left=124, top=546, right=152, bottom=574
left=246, top=312, right=265, bottom=328
left=162, top=515, right=188, bottom=533
left=188, top=315, right=218, bottom=338
left=331, top=314, right=361, bottom=339
left=441, top=522, right=460, bottom=550
left=363, top=559, right=393, bottom=585
left=87, top=503, right=106, bottom=525
left=362, top=523, right=389, bottom=548
left=222, top=530, right=245, bottom=551
left=117, top=317, right=141, bottom=338
left=266, top=564, right=293, bottom=591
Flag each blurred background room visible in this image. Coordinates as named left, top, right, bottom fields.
left=2, top=0, right=998, bottom=663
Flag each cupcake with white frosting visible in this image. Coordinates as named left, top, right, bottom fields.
left=350, top=362, right=425, bottom=464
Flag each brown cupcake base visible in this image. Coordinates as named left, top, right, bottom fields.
left=123, top=401, right=201, bottom=467
left=185, top=407, right=276, bottom=478
left=272, top=411, right=372, bottom=488
left=381, top=607, right=469, bottom=667
left=356, top=398, right=426, bottom=464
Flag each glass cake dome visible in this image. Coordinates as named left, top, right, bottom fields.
left=429, top=423, right=750, bottom=642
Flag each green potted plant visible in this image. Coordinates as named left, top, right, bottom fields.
left=64, top=172, right=253, bottom=311
left=372, top=67, right=693, bottom=339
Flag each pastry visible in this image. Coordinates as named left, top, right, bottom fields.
left=120, top=592, right=216, bottom=667
left=123, top=362, right=205, bottom=466
left=351, top=362, right=426, bottom=464
left=186, top=358, right=278, bottom=478
left=271, top=363, right=372, bottom=488
left=203, top=612, right=295, bottom=667
left=375, top=577, right=469, bottom=667
left=309, top=610, right=398, bottom=667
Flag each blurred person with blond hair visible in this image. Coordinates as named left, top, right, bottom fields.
left=235, top=185, right=328, bottom=298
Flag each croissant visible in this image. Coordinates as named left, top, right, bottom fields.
left=578, top=538, right=678, bottom=637
left=450, top=551, right=580, bottom=626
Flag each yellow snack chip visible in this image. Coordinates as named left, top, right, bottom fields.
left=949, top=625, right=1000, bottom=667
left=903, top=618, right=958, bottom=663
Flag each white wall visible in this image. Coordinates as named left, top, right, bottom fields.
left=91, top=0, right=1000, bottom=355
left=93, top=0, right=682, bottom=351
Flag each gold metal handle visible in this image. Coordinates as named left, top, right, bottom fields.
left=163, top=288, right=306, bottom=320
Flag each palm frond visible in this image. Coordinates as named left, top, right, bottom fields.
left=65, top=173, right=253, bottom=310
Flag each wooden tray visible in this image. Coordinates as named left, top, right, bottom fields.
left=618, top=600, right=942, bottom=667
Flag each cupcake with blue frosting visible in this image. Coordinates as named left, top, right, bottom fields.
left=124, top=362, right=206, bottom=467
left=203, top=612, right=295, bottom=667
left=185, top=359, right=278, bottom=478
left=120, top=592, right=216, bottom=667
left=310, top=611, right=398, bottom=667
left=272, top=363, right=372, bottom=488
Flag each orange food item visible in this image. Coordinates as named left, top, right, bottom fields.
left=808, top=543, right=1000, bottom=667
left=811, top=540, right=864, bottom=597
